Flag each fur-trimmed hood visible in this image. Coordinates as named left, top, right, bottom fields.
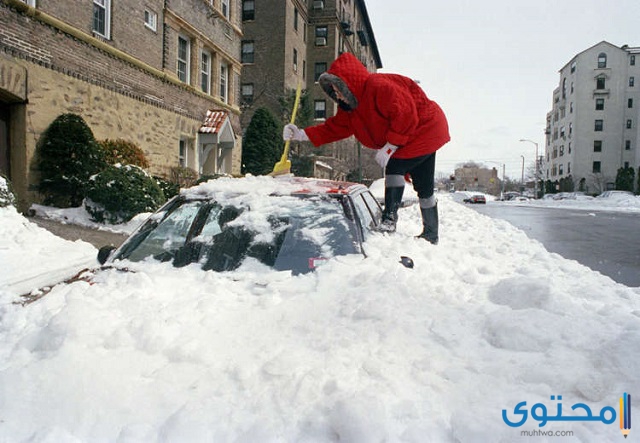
left=318, top=53, right=371, bottom=111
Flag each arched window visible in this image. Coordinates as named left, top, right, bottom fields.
left=597, top=52, right=607, bottom=68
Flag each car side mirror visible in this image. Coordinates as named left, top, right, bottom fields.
left=97, top=245, right=117, bottom=265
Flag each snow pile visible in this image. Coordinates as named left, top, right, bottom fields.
left=0, top=206, right=97, bottom=295
left=1, top=192, right=639, bottom=442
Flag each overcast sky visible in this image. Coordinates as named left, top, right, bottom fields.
left=365, top=0, right=640, bottom=179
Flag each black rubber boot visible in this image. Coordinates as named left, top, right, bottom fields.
left=417, top=203, right=438, bottom=244
left=377, top=186, right=404, bottom=232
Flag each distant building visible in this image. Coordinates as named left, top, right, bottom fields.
left=0, top=0, right=243, bottom=211
left=240, top=0, right=382, bottom=181
left=545, top=41, right=640, bottom=194
left=453, top=165, right=501, bottom=195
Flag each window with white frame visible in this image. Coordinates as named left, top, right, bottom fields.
left=19, top=0, right=36, bottom=6
left=144, top=9, right=157, bottom=31
left=201, top=51, right=211, bottom=94
left=177, top=35, right=190, bottom=83
left=222, top=0, right=230, bottom=19
left=220, top=63, right=228, bottom=103
left=293, top=48, right=298, bottom=72
left=93, top=0, right=111, bottom=39
left=179, top=139, right=188, bottom=167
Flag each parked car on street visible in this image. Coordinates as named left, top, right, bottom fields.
left=596, top=190, right=634, bottom=199
left=98, top=176, right=384, bottom=275
left=463, top=194, right=486, bottom=204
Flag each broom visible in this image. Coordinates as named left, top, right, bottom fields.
left=271, top=82, right=302, bottom=176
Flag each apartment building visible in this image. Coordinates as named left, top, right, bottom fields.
left=0, top=0, right=243, bottom=210
left=545, top=41, right=640, bottom=193
left=240, top=0, right=382, bottom=181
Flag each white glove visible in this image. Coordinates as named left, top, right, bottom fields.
left=375, top=143, right=398, bottom=168
left=283, top=123, right=309, bottom=142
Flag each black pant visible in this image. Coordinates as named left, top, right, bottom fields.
left=385, top=153, right=436, bottom=200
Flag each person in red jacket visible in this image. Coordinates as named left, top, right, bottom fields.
left=283, top=52, right=450, bottom=244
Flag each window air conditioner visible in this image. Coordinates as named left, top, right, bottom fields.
left=313, top=0, right=324, bottom=9
left=315, top=36, right=327, bottom=46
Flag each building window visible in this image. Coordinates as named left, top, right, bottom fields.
left=93, top=0, right=111, bottom=39
left=569, top=122, right=573, bottom=136
left=562, top=78, right=566, bottom=99
left=630, top=77, right=635, bottom=87
left=559, top=145, right=564, bottom=156
left=559, top=164, right=564, bottom=175
left=241, top=41, right=255, bottom=63
left=597, top=52, right=607, bottom=68
left=293, top=48, right=298, bottom=72
left=222, top=0, right=229, bottom=19
left=177, top=35, right=190, bottom=83
left=294, top=7, right=299, bottom=31
left=594, top=120, right=603, bottom=131
left=568, top=162, right=571, bottom=174
left=629, top=98, right=634, bottom=108
left=144, top=9, right=157, bottom=31
left=593, top=140, right=602, bottom=152
left=200, top=51, right=211, bottom=94
left=592, top=161, right=601, bottom=174
left=631, top=55, right=636, bottom=66
left=595, top=98, right=604, bottom=110
left=242, top=0, right=255, bottom=20
left=627, top=119, right=632, bottom=129
left=314, top=100, right=326, bottom=119
left=570, top=102, right=573, bottom=113
left=571, top=82, right=574, bottom=93
left=314, top=62, right=327, bottom=82
left=19, top=0, right=36, bottom=6
left=596, top=76, right=606, bottom=89
left=241, top=83, right=254, bottom=104
left=315, top=26, right=328, bottom=46
left=570, top=61, right=576, bottom=73
left=220, top=63, right=228, bottom=103
left=626, top=140, right=631, bottom=150
left=179, top=139, right=187, bottom=167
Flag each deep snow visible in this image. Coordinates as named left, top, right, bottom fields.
left=1, top=177, right=639, bottom=442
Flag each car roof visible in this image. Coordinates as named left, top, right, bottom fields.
left=181, top=175, right=368, bottom=201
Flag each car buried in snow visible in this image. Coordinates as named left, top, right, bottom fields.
left=97, top=175, right=386, bottom=275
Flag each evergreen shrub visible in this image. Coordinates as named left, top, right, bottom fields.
left=37, top=113, right=107, bottom=207
left=85, top=164, right=166, bottom=224
left=0, top=174, right=15, bottom=208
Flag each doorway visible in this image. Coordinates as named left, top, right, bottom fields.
left=0, top=104, right=9, bottom=179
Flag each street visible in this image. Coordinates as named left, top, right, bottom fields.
left=469, top=203, right=640, bottom=287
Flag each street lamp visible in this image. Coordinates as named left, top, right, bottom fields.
left=519, top=139, right=539, bottom=198
left=520, top=155, right=525, bottom=193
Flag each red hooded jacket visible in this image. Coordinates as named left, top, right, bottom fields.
left=304, top=53, right=450, bottom=159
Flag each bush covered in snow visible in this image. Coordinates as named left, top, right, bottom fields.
left=0, top=174, right=15, bottom=208
left=85, top=164, right=166, bottom=224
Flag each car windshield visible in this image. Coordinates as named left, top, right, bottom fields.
left=112, top=194, right=361, bottom=274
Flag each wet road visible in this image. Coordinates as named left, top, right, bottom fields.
left=469, top=203, right=640, bottom=288
left=29, top=216, right=128, bottom=249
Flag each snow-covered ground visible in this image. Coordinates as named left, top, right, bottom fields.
left=1, top=184, right=639, bottom=442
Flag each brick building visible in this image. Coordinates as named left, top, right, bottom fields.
left=240, top=0, right=382, bottom=182
left=0, top=0, right=243, bottom=211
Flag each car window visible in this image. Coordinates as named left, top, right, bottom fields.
left=348, top=191, right=382, bottom=239
left=122, top=200, right=205, bottom=262
left=113, top=195, right=362, bottom=275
